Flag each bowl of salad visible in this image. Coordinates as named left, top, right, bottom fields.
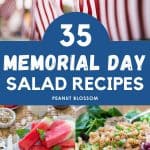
left=76, top=106, right=150, bottom=150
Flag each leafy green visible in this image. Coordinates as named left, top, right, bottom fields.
left=117, top=140, right=126, bottom=147
left=115, top=125, right=124, bottom=131
left=87, top=106, right=107, bottom=118
left=37, top=129, right=45, bottom=140
left=76, top=112, right=90, bottom=130
left=52, top=146, right=61, bottom=150
left=125, top=110, right=141, bottom=119
left=16, top=128, right=30, bottom=139
left=86, top=118, right=105, bottom=134
left=107, top=107, right=122, bottom=117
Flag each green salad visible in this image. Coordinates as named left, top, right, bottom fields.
left=76, top=107, right=150, bottom=150
left=76, top=106, right=122, bottom=141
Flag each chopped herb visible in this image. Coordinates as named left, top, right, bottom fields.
left=115, top=125, right=123, bottom=131
left=117, top=140, right=125, bottom=147
left=37, top=129, right=45, bottom=140
left=136, top=126, right=141, bottom=132
left=114, top=132, right=119, bottom=136
left=111, top=141, right=117, bottom=148
left=16, top=128, right=30, bottom=139
left=91, top=143, right=99, bottom=150
left=52, top=146, right=61, bottom=150
left=127, top=128, right=131, bottom=132
left=104, top=141, right=111, bottom=146
left=125, top=128, right=131, bottom=133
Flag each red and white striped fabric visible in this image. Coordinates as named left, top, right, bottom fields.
left=31, top=0, right=63, bottom=39
left=0, top=0, right=16, bottom=20
left=77, top=0, right=150, bottom=40
left=31, top=0, right=150, bottom=41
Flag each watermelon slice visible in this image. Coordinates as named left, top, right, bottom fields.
left=52, top=139, right=75, bottom=150
left=44, top=121, right=74, bottom=148
left=59, top=139, right=75, bottom=148
left=48, top=120, right=65, bottom=130
left=51, top=139, right=75, bottom=150
left=31, top=122, right=39, bottom=129
left=32, top=120, right=65, bottom=130
left=19, top=117, right=52, bottom=150
left=30, top=145, right=49, bottom=150
left=62, top=148, right=74, bottom=150
left=50, top=146, right=74, bottom=150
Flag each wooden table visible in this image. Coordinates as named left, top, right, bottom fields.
left=0, top=106, right=76, bottom=138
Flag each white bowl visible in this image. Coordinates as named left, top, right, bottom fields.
left=75, top=106, right=87, bottom=119
left=0, top=108, right=16, bottom=128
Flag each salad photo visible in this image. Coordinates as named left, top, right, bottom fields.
left=0, top=105, right=75, bottom=150
left=76, top=106, right=150, bottom=150
left=17, top=117, right=75, bottom=150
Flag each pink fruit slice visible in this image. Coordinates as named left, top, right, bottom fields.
left=32, top=120, right=65, bottom=130
left=31, top=122, right=39, bottom=129
left=51, top=139, right=75, bottom=150
left=48, top=120, right=65, bottom=130
left=59, top=139, right=75, bottom=148
left=19, top=117, right=52, bottom=150
left=44, top=121, right=73, bottom=148
left=30, top=145, right=49, bottom=150
left=62, top=148, right=75, bottom=150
